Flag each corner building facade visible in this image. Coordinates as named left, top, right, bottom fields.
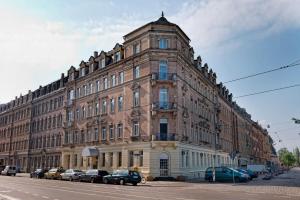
left=0, top=15, right=273, bottom=178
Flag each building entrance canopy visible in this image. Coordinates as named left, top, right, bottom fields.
left=82, top=147, right=98, bottom=157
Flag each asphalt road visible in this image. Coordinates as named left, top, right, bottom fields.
left=0, top=168, right=300, bottom=200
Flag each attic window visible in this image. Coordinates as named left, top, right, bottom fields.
left=101, top=59, right=105, bottom=68
left=133, top=43, right=140, bottom=54
left=115, top=52, right=121, bottom=62
left=80, top=68, right=85, bottom=77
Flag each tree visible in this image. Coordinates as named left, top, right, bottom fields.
left=278, top=148, right=296, bottom=167
left=294, top=147, right=300, bottom=166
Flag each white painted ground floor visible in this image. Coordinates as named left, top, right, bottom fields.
left=61, top=141, right=238, bottom=179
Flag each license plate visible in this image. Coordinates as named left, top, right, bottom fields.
left=133, top=176, right=138, bottom=178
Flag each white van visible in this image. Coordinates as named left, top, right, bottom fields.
left=1, top=165, right=17, bottom=176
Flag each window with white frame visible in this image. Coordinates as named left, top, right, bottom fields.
left=103, top=78, right=108, bottom=89
left=133, top=66, right=140, bottom=79
left=132, top=121, right=139, bottom=136
left=111, top=75, right=116, bottom=87
left=83, top=85, right=87, bottom=96
left=101, top=127, right=106, bottom=140
left=118, top=96, right=123, bottom=111
left=133, top=43, right=140, bottom=54
left=115, top=52, right=121, bottom=62
left=82, top=106, right=86, bottom=119
left=96, top=80, right=100, bottom=92
left=101, top=59, right=105, bottom=68
left=80, top=68, right=85, bottom=77
left=95, top=103, right=99, bottom=115
left=89, top=83, right=93, bottom=94
left=110, top=98, right=115, bottom=113
left=109, top=125, right=114, bottom=139
left=102, top=99, right=107, bottom=114
left=117, top=123, right=123, bottom=138
left=119, top=71, right=124, bottom=84
left=133, top=90, right=140, bottom=107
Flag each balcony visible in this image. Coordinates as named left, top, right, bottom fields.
left=153, top=133, right=176, bottom=141
left=151, top=73, right=177, bottom=86
left=152, top=101, right=177, bottom=110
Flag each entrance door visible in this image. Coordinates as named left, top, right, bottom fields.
left=159, top=119, right=168, bottom=141
left=159, top=153, right=169, bottom=177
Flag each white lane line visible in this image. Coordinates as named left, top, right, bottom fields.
left=0, top=193, right=20, bottom=200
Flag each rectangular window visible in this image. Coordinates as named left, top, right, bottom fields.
left=109, top=126, right=114, bottom=140
left=95, top=103, right=99, bottom=115
left=133, top=43, right=140, bottom=54
left=118, top=152, right=122, bottom=167
left=110, top=98, right=115, bottom=113
left=133, top=91, right=140, bottom=107
left=82, top=106, right=86, bottom=119
left=102, top=99, right=107, bottom=114
left=89, top=83, right=93, bottom=94
left=94, top=128, right=99, bottom=141
left=101, top=127, right=106, bottom=140
left=159, top=88, right=168, bottom=109
left=129, top=151, right=134, bottom=167
left=101, top=59, right=105, bottom=68
left=101, top=153, right=105, bottom=167
left=111, top=75, right=116, bottom=87
left=139, top=151, right=143, bottom=167
left=83, top=85, right=87, bottom=96
left=80, top=68, right=85, bottom=77
left=159, top=38, right=168, bottom=49
left=96, top=80, right=100, bottom=92
left=133, top=66, right=140, bottom=79
left=109, top=152, right=113, bottom=167
left=133, top=121, right=140, bottom=136
left=159, top=60, right=168, bottom=80
left=117, top=124, right=123, bottom=138
left=76, top=108, right=80, bottom=120
left=118, top=96, right=123, bottom=111
left=115, top=52, right=121, bottom=62
left=119, top=72, right=124, bottom=84
left=103, top=78, right=108, bottom=90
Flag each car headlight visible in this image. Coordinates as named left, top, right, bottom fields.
left=241, top=174, right=248, bottom=178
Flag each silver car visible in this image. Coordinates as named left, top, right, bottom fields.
left=1, top=166, right=16, bottom=176
left=60, top=169, right=83, bottom=181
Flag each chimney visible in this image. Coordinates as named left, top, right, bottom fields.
left=94, top=51, right=98, bottom=57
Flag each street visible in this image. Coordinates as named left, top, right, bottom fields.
left=0, top=168, right=300, bottom=200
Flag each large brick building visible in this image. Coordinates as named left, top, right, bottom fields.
left=0, top=14, right=274, bottom=178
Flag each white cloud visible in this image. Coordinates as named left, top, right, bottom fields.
left=171, top=0, right=300, bottom=52
left=0, top=5, right=142, bottom=103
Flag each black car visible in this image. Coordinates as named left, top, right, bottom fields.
left=79, top=169, right=109, bottom=183
left=30, top=168, right=48, bottom=178
left=103, top=170, right=141, bottom=186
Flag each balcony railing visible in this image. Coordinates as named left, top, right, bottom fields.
left=152, top=102, right=177, bottom=110
left=151, top=73, right=177, bottom=82
left=154, top=133, right=176, bottom=141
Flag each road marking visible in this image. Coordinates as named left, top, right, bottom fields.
left=42, top=196, right=49, bottom=199
left=0, top=193, right=20, bottom=200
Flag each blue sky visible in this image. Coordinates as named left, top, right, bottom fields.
left=0, top=0, right=299, bottom=151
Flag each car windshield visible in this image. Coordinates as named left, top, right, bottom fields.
left=74, top=170, right=82, bottom=173
left=36, top=169, right=42, bottom=172
left=113, top=170, right=128, bottom=175
left=229, top=168, right=240, bottom=173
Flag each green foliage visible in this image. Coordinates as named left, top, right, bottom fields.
left=278, top=148, right=296, bottom=167
left=294, top=147, right=300, bottom=166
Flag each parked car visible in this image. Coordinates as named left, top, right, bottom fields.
left=1, top=165, right=16, bottom=176
left=30, top=168, right=48, bottom=178
left=79, top=169, right=109, bottom=183
left=236, top=169, right=257, bottom=180
left=205, top=167, right=249, bottom=182
left=103, top=170, right=141, bottom=186
left=60, top=169, right=84, bottom=181
left=0, top=165, right=5, bottom=173
left=44, top=168, right=65, bottom=179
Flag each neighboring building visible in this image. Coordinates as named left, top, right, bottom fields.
left=0, top=14, right=274, bottom=178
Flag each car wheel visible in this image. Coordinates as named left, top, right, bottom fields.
left=103, top=178, right=108, bottom=184
left=119, top=179, right=125, bottom=185
left=13, top=174, right=16, bottom=176
left=91, top=178, right=95, bottom=183
left=132, top=182, right=137, bottom=186
left=69, top=177, right=73, bottom=181
left=208, top=177, right=213, bottom=182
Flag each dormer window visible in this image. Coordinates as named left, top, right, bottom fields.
left=115, top=52, right=121, bottom=62
left=133, top=43, right=140, bottom=54
left=80, top=68, right=85, bottom=77
left=159, top=38, right=168, bottom=49
left=101, top=59, right=105, bottom=68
